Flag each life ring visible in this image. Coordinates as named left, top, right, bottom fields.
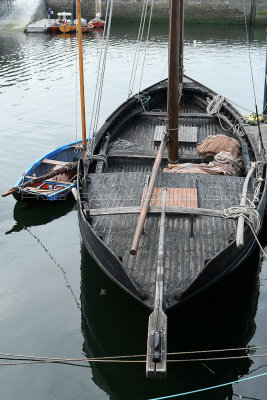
left=88, top=23, right=94, bottom=29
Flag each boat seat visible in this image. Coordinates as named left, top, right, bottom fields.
left=42, top=159, right=67, bottom=166
left=154, top=125, right=198, bottom=144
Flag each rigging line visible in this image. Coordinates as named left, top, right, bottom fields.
left=25, top=228, right=81, bottom=310
left=2, top=347, right=267, bottom=363
left=92, top=0, right=114, bottom=135
left=138, top=0, right=154, bottom=96
left=3, top=352, right=267, bottom=365
left=242, top=0, right=265, bottom=155
left=128, top=0, right=148, bottom=96
left=128, top=0, right=150, bottom=97
left=241, top=0, right=258, bottom=113
left=88, top=0, right=110, bottom=138
left=147, top=372, right=267, bottom=400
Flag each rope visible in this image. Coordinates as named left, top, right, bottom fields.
left=86, top=153, right=108, bottom=168
left=88, top=0, right=113, bottom=142
left=2, top=345, right=267, bottom=364
left=206, top=95, right=245, bottom=137
left=147, top=371, right=267, bottom=400
left=222, top=205, right=267, bottom=259
left=137, top=0, right=154, bottom=96
left=26, top=228, right=81, bottom=310
left=109, top=138, right=137, bottom=149
left=221, top=161, right=267, bottom=259
left=128, top=0, right=150, bottom=98
left=242, top=0, right=266, bottom=156
left=136, top=92, right=151, bottom=112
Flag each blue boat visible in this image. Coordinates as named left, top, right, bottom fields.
left=12, top=140, right=84, bottom=202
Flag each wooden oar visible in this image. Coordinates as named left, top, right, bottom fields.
left=1, top=161, right=78, bottom=198
left=130, top=135, right=167, bottom=255
left=146, top=188, right=167, bottom=378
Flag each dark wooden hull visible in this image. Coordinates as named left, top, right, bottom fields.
left=78, top=76, right=267, bottom=311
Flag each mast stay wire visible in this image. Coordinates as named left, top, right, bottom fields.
left=128, top=0, right=150, bottom=98
left=242, top=0, right=266, bottom=156
left=137, top=0, right=154, bottom=97
left=87, top=0, right=113, bottom=150
left=92, top=0, right=113, bottom=137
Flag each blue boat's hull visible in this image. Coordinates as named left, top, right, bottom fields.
left=13, top=140, right=84, bottom=202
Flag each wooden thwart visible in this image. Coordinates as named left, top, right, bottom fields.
left=42, top=159, right=68, bottom=166
left=89, top=206, right=224, bottom=218
left=154, top=125, right=197, bottom=143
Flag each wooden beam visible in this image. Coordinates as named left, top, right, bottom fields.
left=236, top=162, right=256, bottom=248
left=42, top=159, right=67, bottom=166
left=141, top=111, right=215, bottom=118
left=89, top=206, right=225, bottom=218
left=108, top=149, right=207, bottom=163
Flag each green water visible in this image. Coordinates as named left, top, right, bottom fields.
left=0, top=23, right=267, bottom=400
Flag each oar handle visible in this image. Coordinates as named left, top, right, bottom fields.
left=1, top=187, right=18, bottom=197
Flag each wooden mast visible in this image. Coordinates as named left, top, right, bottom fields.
left=77, top=0, right=87, bottom=158
left=167, top=0, right=182, bottom=163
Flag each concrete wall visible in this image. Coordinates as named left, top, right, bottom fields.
left=45, top=0, right=267, bottom=22
left=29, top=0, right=47, bottom=24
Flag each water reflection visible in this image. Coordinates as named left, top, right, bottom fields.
left=80, top=244, right=262, bottom=400
left=5, top=198, right=76, bottom=234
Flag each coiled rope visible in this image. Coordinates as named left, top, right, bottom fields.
left=222, top=161, right=267, bottom=259
left=206, top=95, right=245, bottom=137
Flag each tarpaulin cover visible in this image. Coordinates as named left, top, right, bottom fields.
left=163, top=151, right=242, bottom=176
left=196, top=134, right=240, bottom=158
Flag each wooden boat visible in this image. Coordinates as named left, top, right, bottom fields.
left=48, top=12, right=72, bottom=34
left=77, top=0, right=267, bottom=377
left=2, top=141, right=84, bottom=202
left=59, top=24, right=91, bottom=34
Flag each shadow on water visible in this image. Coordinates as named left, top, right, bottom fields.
left=80, top=237, right=265, bottom=400
left=5, top=198, right=76, bottom=234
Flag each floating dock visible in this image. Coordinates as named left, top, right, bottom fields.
left=26, top=18, right=54, bottom=33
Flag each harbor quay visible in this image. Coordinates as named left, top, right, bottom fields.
left=45, top=0, right=267, bottom=24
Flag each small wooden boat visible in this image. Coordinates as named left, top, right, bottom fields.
left=59, top=24, right=91, bottom=34
left=88, top=17, right=105, bottom=29
left=2, top=141, right=84, bottom=202
left=77, top=0, right=267, bottom=378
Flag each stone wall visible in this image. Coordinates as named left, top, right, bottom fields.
left=45, top=0, right=267, bottom=22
